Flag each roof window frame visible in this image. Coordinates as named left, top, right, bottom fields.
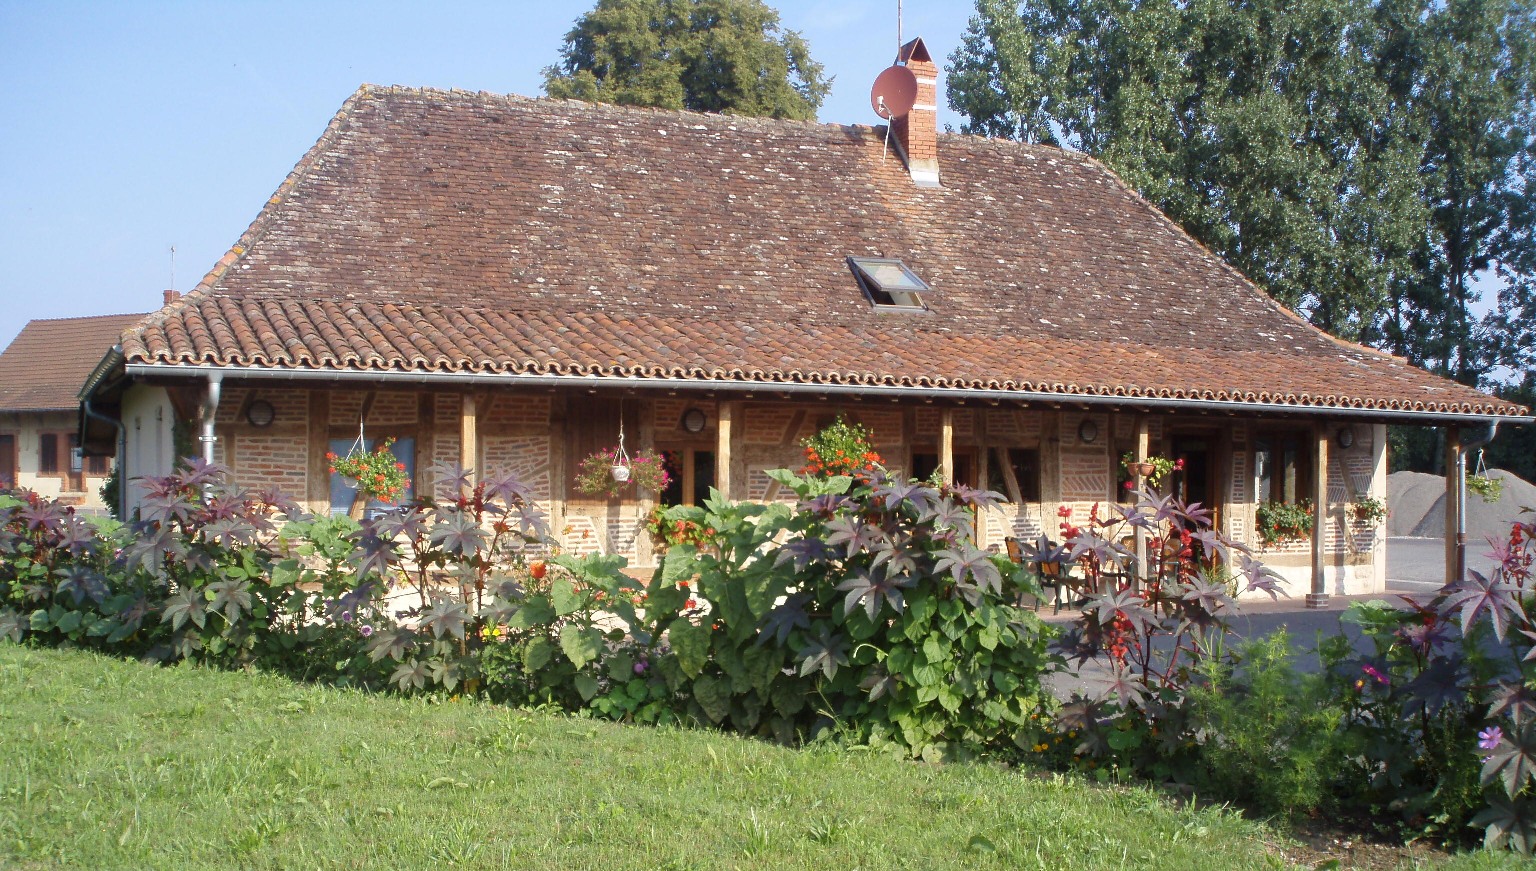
left=847, top=256, right=932, bottom=312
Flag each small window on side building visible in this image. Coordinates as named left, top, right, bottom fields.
left=38, top=433, right=59, bottom=475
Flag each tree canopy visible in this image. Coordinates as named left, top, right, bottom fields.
left=544, top=0, right=830, bottom=121
left=947, top=0, right=1535, bottom=398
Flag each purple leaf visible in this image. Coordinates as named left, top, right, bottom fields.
left=1442, top=570, right=1521, bottom=643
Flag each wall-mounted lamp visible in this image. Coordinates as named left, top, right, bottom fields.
left=1078, top=418, right=1099, bottom=444
left=1335, top=426, right=1354, bottom=450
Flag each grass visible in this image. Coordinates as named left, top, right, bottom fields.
left=0, top=647, right=1530, bottom=871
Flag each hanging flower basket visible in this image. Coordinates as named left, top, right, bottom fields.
left=1350, top=495, right=1388, bottom=526
left=1121, top=453, right=1182, bottom=488
left=1468, top=473, right=1503, bottom=503
left=327, top=437, right=410, bottom=503
left=576, top=447, right=668, bottom=498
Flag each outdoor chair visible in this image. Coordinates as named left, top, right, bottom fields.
left=1005, top=535, right=1077, bottom=613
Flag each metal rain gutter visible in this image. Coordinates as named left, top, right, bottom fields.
left=121, top=363, right=1535, bottom=426
left=78, top=346, right=125, bottom=403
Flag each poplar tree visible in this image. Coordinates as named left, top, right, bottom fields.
left=947, top=0, right=1535, bottom=389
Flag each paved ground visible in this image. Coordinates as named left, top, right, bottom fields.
left=1041, top=535, right=1502, bottom=699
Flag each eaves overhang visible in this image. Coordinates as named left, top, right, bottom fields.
left=122, top=362, right=1536, bottom=427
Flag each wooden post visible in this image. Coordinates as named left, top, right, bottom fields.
left=1370, top=423, right=1388, bottom=592
left=459, top=393, right=478, bottom=492
left=1307, top=424, right=1329, bottom=608
left=717, top=401, right=735, bottom=500
left=940, top=408, right=954, bottom=485
left=1445, top=427, right=1462, bottom=585
left=307, top=391, right=330, bottom=515
left=1133, top=414, right=1150, bottom=579
left=975, top=411, right=990, bottom=549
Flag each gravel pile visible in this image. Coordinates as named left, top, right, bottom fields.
left=1388, top=468, right=1536, bottom=541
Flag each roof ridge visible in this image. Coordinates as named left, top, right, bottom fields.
left=18, top=312, right=147, bottom=323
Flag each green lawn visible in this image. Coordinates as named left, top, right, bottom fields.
left=0, top=646, right=1526, bottom=871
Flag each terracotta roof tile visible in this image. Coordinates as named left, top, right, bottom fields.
left=0, top=314, right=147, bottom=411
left=119, top=86, right=1526, bottom=419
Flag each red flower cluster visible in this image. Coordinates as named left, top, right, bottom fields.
left=1104, top=611, right=1134, bottom=663
left=801, top=445, right=882, bottom=477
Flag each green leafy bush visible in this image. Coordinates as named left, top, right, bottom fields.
left=1186, top=632, right=1343, bottom=818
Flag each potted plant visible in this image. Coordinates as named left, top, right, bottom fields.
left=1255, top=499, right=1314, bottom=547
left=801, top=416, right=882, bottom=478
left=576, top=447, right=669, bottom=498
left=1121, top=452, right=1183, bottom=488
left=1468, top=472, right=1503, bottom=503
left=326, top=438, right=410, bottom=503
left=1349, top=495, right=1388, bottom=526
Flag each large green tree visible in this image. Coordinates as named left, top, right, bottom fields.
left=544, top=0, right=830, bottom=121
left=947, top=0, right=1535, bottom=386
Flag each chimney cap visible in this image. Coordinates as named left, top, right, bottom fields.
left=897, top=37, right=932, bottom=65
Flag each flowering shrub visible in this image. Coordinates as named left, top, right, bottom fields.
left=1255, top=499, right=1313, bottom=546
left=0, top=461, right=384, bottom=685
left=574, top=447, right=669, bottom=497
left=631, top=470, right=1053, bottom=757
left=800, top=416, right=882, bottom=477
left=327, top=438, right=410, bottom=503
left=1040, top=488, right=1285, bottom=783
left=1247, top=506, right=1536, bottom=850
left=641, top=504, right=713, bottom=550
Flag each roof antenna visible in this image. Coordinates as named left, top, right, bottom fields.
left=897, top=0, right=903, bottom=51
left=170, top=245, right=176, bottom=292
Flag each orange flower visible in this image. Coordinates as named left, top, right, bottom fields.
left=530, top=561, right=547, bottom=580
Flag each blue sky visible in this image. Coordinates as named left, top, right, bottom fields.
left=0, top=0, right=978, bottom=348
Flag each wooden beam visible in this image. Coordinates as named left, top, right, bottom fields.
left=717, top=401, right=735, bottom=500
left=306, top=390, right=330, bottom=515
left=459, top=393, right=478, bottom=490
left=1134, top=414, right=1150, bottom=578
left=1445, top=427, right=1462, bottom=585
left=1307, top=424, right=1329, bottom=608
left=940, top=408, right=954, bottom=485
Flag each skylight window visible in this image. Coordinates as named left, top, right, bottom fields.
left=848, top=257, right=931, bottom=310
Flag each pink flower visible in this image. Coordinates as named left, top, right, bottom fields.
left=1479, top=726, right=1503, bottom=753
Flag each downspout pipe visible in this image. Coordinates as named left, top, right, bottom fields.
left=1456, top=420, right=1500, bottom=583
left=80, top=394, right=125, bottom=520
left=199, top=372, right=222, bottom=465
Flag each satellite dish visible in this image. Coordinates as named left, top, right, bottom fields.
left=870, top=65, right=917, bottom=119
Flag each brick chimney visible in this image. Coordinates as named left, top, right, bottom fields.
left=163, top=289, right=181, bottom=305
left=891, top=37, right=940, bottom=188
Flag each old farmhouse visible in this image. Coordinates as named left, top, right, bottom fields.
left=80, top=40, right=1530, bottom=601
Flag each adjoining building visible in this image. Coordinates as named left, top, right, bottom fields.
left=0, top=313, right=145, bottom=512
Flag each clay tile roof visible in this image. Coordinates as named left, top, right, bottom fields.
left=120, top=85, right=1528, bottom=419
left=0, top=314, right=147, bottom=412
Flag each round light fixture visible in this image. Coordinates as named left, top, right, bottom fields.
left=681, top=408, right=707, bottom=434
left=1336, top=427, right=1355, bottom=450
left=245, top=399, right=276, bottom=428
left=1077, top=418, right=1099, bottom=444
